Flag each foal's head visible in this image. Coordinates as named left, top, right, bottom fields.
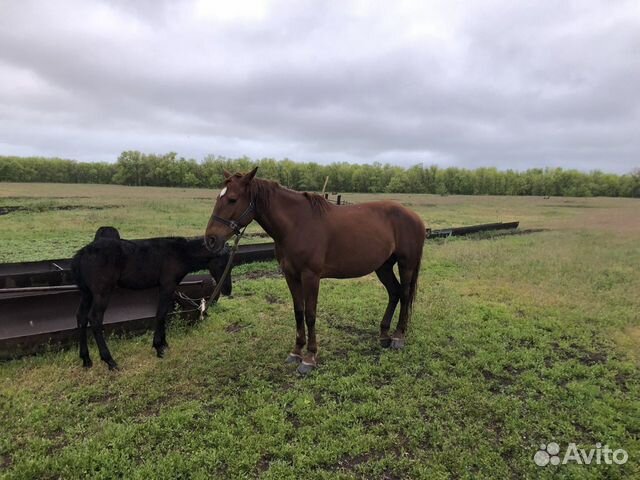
left=94, top=226, right=120, bottom=241
left=204, top=167, right=258, bottom=252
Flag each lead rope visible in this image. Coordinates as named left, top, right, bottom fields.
left=200, top=225, right=248, bottom=321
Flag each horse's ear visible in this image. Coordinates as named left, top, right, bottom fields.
left=223, top=169, right=232, bottom=179
left=242, top=166, right=258, bottom=183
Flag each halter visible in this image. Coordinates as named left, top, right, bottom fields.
left=211, top=200, right=255, bottom=235
left=202, top=199, right=255, bottom=318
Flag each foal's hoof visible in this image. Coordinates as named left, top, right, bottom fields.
left=380, top=337, right=392, bottom=348
left=391, top=337, right=405, bottom=350
left=155, top=343, right=169, bottom=358
left=285, top=353, right=302, bottom=364
left=82, top=358, right=93, bottom=369
left=107, top=361, right=119, bottom=371
left=297, top=361, right=316, bottom=376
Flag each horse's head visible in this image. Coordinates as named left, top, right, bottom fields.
left=204, top=167, right=258, bottom=253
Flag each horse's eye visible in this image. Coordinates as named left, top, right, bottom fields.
left=228, top=198, right=237, bottom=204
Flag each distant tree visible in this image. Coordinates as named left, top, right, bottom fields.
left=0, top=154, right=636, bottom=198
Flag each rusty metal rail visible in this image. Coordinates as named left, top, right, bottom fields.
left=427, top=221, right=519, bottom=239
left=0, top=242, right=275, bottom=290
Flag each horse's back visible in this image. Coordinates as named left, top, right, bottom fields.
left=327, top=200, right=424, bottom=239
left=318, top=201, right=424, bottom=277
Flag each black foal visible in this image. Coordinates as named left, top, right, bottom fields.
left=71, top=227, right=232, bottom=370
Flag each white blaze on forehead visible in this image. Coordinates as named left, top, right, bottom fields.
left=219, top=187, right=227, bottom=197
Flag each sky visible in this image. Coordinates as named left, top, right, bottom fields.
left=0, top=0, right=638, bottom=173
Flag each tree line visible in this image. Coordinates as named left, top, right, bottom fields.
left=1, top=152, right=639, bottom=197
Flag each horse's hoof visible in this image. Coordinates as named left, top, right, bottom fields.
left=285, top=353, right=302, bottom=364
left=391, top=337, right=405, bottom=349
left=107, top=361, right=119, bottom=371
left=380, top=337, right=392, bottom=348
left=297, top=361, right=316, bottom=375
left=156, top=348, right=165, bottom=358
left=82, top=358, right=93, bottom=368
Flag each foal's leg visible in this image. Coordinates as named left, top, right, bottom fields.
left=88, top=291, right=119, bottom=370
left=153, top=286, right=175, bottom=358
left=76, top=291, right=93, bottom=368
left=298, top=271, right=320, bottom=375
left=392, top=261, right=415, bottom=350
left=284, top=272, right=305, bottom=364
left=375, top=259, right=401, bottom=348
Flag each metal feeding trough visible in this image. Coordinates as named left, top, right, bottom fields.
left=0, top=242, right=276, bottom=359
left=426, top=221, right=519, bottom=239
left=0, top=274, right=215, bottom=358
left=0, top=222, right=521, bottom=359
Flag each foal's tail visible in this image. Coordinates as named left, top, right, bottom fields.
left=70, top=252, right=89, bottom=294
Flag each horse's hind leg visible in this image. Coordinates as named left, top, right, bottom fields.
left=298, top=271, right=320, bottom=375
left=375, top=257, right=401, bottom=348
left=392, top=260, right=417, bottom=349
left=88, top=291, right=118, bottom=370
left=283, top=272, right=305, bottom=364
left=77, top=291, right=93, bottom=368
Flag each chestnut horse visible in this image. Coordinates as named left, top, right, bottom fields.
left=205, top=168, right=425, bottom=374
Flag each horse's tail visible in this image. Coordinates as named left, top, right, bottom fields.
left=406, top=237, right=423, bottom=317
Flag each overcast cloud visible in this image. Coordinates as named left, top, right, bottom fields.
left=1, top=0, right=638, bottom=172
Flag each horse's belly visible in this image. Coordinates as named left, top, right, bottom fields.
left=321, top=242, right=393, bottom=279
left=321, top=262, right=377, bottom=279
left=118, top=268, right=160, bottom=290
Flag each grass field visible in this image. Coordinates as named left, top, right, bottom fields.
left=1, top=183, right=639, bottom=479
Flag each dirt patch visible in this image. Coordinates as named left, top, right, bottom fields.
left=578, top=351, right=608, bottom=366
left=225, top=322, right=249, bottom=333
left=548, top=341, right=610, bottom=366
left=482, top=365, right=521, bottom=393
left=239, top=270, right=282, bottom=280
left=429, top=228, right=548, bottom=244
left=399, top=202, right=438, bottom=208
left=256, top=454, right=276, bottom=474
left=0, top=206, right=23, bottom=215
left=1, top=196, right=90, bottom=200
left=264, top=293, right=283, bottom=304
left=0, top=204, right=121, bottom=215
left=1, top=453, right=12, bottom=470
left=327, top=321, right=372, bottom=338
left=336, top=450, right=379, bottom=470
left=541, top=204, right=606, bottom=209
left=465, top=228, right=548, bottom=241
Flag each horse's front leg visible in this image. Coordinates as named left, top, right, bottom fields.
left=153, top=286, right=174, bottom=358
left=298, top=271, right=320, bottom=375
left=284, top=272, right=305, bottom=364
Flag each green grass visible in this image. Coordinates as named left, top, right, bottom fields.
left=1, top=183, right=639, bottom=478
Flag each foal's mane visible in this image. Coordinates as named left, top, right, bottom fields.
left=225, top=174, right=330, bottom=215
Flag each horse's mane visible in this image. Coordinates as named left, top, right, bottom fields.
left=245, top=176, right=330, bottom=215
